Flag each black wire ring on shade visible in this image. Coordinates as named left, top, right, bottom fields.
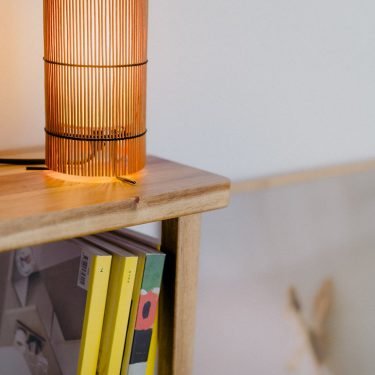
left=43, top=58, right=148, bottom=69
left=44, top=129, right=147, bottom=142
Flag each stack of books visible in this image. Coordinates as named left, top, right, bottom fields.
left=0, top=229, right=165, bottom=375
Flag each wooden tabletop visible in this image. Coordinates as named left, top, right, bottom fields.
left=0, top=147, right=230, bottom=252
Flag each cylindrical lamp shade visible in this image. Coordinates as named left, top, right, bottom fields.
left=43, top=0, right=148, bottom=176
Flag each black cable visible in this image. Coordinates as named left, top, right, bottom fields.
left=0, top=158, right=46, bottom=165
left=26, top=166, right=49, bottom=171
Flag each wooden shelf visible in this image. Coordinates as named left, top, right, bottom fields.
left=0, top=146, right=230, bottom=375
left=0, top=147, right=230, bottom=252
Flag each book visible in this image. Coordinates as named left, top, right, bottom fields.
left=116, top=228, right=161, bottom=250
left=145, top=307, right=159, bottom=375
left=116, top=229, right=161, bottom=375
left=97, top=231, right=165, bottom=375
left=0, top=240, right=111, bottom=375
left=78, top=235, right=138, bottom=375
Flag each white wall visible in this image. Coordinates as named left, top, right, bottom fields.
left=196, top=170, right=375, bottom=374
left=1, top=0, right=375, bottom=180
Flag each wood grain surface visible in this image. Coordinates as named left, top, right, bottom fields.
left=0, top=147, right=230, bottom=252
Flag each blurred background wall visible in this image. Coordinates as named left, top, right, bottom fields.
left=195, top=172, right=375, bottom=374
left=1, top=0, right=375, bottom=374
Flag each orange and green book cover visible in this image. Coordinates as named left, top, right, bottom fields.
left=116, top=229, right=161, bottom=375
left=0, top=239, right=111, bottom=375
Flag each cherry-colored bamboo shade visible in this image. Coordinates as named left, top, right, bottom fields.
left=43, top=0, right=148, bottom=176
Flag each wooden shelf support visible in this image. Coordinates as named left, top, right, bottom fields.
left=159, top=214, right=201, bottom=375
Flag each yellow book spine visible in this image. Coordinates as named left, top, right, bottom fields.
left=77, top=255, right=112, bottom=375
left=97, top=256, right=138, bottom=375
left=121, top=257, right=146, bottom=374
left=145, top=309, right=158, bottom=375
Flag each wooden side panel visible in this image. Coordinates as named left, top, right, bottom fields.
left=159, top=214, right=201, bottom=375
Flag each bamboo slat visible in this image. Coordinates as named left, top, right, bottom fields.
left=43, top=0, right=148, bottom=176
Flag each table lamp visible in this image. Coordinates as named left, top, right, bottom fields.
left=43, top=0, right=148, bottom=177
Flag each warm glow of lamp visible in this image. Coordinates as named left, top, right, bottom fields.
left=43, top=0, right=148, bottom=176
